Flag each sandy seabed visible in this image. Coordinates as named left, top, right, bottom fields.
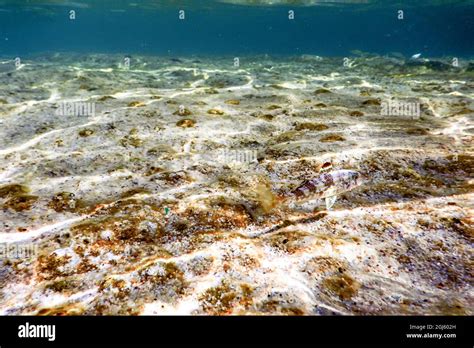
left=0, top=53, right=472, bottom=315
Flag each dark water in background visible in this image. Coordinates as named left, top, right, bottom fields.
left=0, top=0, right=473, bottom=57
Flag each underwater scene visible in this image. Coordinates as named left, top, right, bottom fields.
left=0, top=0, right=473, bottom=316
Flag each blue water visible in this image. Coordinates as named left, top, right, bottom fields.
left=0, top=0, right=473, bottom=57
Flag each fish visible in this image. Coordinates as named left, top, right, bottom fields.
left=411, top=53, right=422, bottom=59
left=279, top=169, right=364, bottom=210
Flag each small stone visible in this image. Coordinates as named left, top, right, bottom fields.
left=98, top=95, right=116, bottom=102
left=266, top=105, right=281, bottom=110
left=177, top=119, right=196, bottom=128
left=260, top=114, right=274, bottom=121
left=3, top=195, right=38, bottom=212
left=139, top=221, right=158, bottom=235
left=207, top=109, right=225, bottom=116
left=173, top=108, right=193, bottom=116
left=406, top=127, right=429, bottom=135
left=100, top=230, right=113, bottom=240
left=78, top=129, right=94, bottom=137
left=320, top=134, right=345, bottom=142
left=314, top=88, right=332, bottom=94
left=349, top=111, right=364, bottom=117
left=225, top=99, right=240, bottom=105
left=362, top=99, right=381, bottom=106
left=205, top=88, right=219, bottom=94
left=128, top=101, right=146, bottom=107
left=295, top=123, right=329, bottom=131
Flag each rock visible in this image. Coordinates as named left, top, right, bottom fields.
left=267, top=104, right=281, bottom=110
left=98, top=95, right=116, bottom=102
left=225, top=99, right=240, bottom=105
left=127, top=101, right=146, bottom=107
left=176, top=119, right=196, bottom=128
left=78, top=129, right=94, bottom=137
left=362, top=99, right=381, bottom=106
left=350, top=111, right=364, bottom=117
left=173, top=108, right=193, bottom=116
left=406, top=127, right=429, bottom=135
left=314, top=88, right=332, bottom=95
left=320, top=134, right=345, bottom=142
left=295, top=122, right=329, bottom=131
left=100, top=230, right=113, bottom=240
left=207, top=109, right=225, bottom=116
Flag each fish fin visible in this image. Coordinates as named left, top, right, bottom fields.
left=325, top=195, right=337, bottom=210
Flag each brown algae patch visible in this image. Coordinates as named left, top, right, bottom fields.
left=3, top=195, right=39, bottom=212
left=48, top=192, right=79, bottom=213
left=322, top=273, right=361, bottom=300
left=199, top=281, right=254, bottom=315
left=263, top=230, right=315, bottom=254
left=137, top=262, right=189, bottom=301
